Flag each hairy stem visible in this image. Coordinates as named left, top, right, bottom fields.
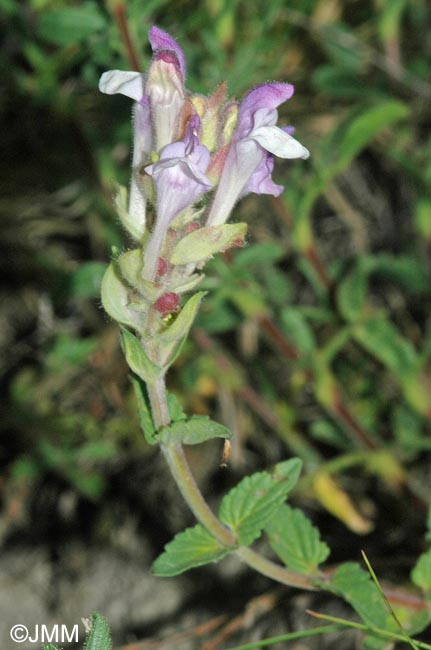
left=237, top=547, right=318, bottom=591
left=147, top=377, right=235, bottom=547
left=146, top=377, right=323, bottom=586
left=162, top=443, right=236, bottom=547
left=113, top=3, right=141, bottom=72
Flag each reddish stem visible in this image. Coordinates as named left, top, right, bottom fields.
left=258, top=315, right=299, bottom=361
left=305, top=245, right=332, bottom=290
left=113, top=3, right=141, bottom=71
left=331, top=390, right=376, bottom=450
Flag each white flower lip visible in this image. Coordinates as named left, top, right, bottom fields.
left=99, top=70, right=144, bottom=102
left=251, top=125, right=310, bottom=160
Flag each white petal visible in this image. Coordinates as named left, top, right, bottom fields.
left=99, top=70, right=144, bottom=102
left=253, top=107, right=278, bottom=129
left=251, top=125, right=310, bottom=159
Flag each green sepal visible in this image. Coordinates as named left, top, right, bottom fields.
left=117, top=249, right=160, bottom=303
left=101, top=262, right=140, bottom=331
left=152, top=524, right=232, bottom=576
left=219, top=458, right=302, bottom=546
left=120, top=327, right=162, bottom=383
left=171, top=223, right=247, bottom=265
left=265, top=504, right=330, bottom=574
left=117, top=249, right=143, bottom=291
left=158, top=292, right=206, bottom=345
left=170, top=273, right=204, bottom=295
left=84, top=612, right=112, bottom=650
left=156, top=291, right=206, bottom=367
left=158, top=416, right=232, bottom=445
left=114, top=184, right=147, bottom=242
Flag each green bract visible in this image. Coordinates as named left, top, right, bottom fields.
left=171, top=223, right=247, bottom=264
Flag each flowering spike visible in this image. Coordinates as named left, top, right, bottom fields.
left=99, top=26, right=309, bottom=366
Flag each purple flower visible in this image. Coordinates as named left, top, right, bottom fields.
left=98, top=27, right=187, bottom=151
left=99, top=27, right=188, bottom=228
left=149, top=26, right=186, bottom=81
left=239, top=155, right=283, bottom=198
left=142, top=117, right=212, bottom=280
left=206, top=83, right=309, bottom=226
left=129, top=96, right=152, bottom=230
left=145, top=27, right=186, bottom=150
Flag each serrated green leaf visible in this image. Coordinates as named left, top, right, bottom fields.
left=38, top=2, right=106, bottom=47
left=114, top=184, right=147, bottom=242
left=152, top=524, right=231, bottom=576
left=101, top=262, right=140, bottom=331
left=171, top=223, right=247, bottom=265
left=411, top=549, right=431, bottom=593
left=335, top=101, right=410, bottom=172
left=131, top=375, right=156, bottom=444
left=327, top=563, right=394, bottom=630
left=353, top=317, right=418, bottom=375
left=265, top=504, right=330, bottom=574
left=337, top=264, right=368, bottom=322
left=120, top=327, right=162, bottom=383
left=84, top=612, right=112, bottom=650
left=281, top=308, right=316, bottom=354
left=219, top=458, right=302, bottom=546
left=158, top=416, right=232, bottom=445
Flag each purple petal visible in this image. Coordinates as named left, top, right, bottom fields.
left=129, top=98, right=152, bottom=226
left=149, top=26, right=186, bottom=80
left=282, top=125, right=295, bottom=135
left=206, top=138, right=265, bottom=226
left=237, top=83, right=295, bottom=138
left=239, top=154, right=283, bottom=198
left=158, top=141, right=187, bottom=161
left=142, top=131, right=212, bottom=279
left=183, top=113, right=201, bottom=153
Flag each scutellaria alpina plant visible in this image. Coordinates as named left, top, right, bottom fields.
left=98, top=27, right=431, bottom=648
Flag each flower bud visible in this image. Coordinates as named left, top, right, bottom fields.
left=155, top=292, right=180, bottom=316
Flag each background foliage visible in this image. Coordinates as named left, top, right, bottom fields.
left=1, top=0, right=431, bottom=647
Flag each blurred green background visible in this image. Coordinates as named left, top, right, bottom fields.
left=1, top=0, right=431, bottom=647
